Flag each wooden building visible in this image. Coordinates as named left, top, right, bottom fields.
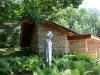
left=20, top=21, right=100, bottom=56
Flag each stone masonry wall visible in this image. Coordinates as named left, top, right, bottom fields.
left=30, top=25, right=38, bottom=53
left=65, top=35, right=69, bottom=53
left=37, top=24, right=70, bottom=54
left=69, top=40, right=86, bottom=53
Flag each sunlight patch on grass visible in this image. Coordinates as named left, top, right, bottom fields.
left=0, top=47, right=21, bottom=55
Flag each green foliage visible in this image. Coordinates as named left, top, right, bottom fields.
left=0, top=27, right=20, bottom=47
left=71, top=69, right=80, bottom=75
left=0, top=59, right=12, bottom=75
left=56, top=58, right=70, bottom=71
left=0, top=53, right=99, bottom=75
left=0, top=0, right=83, bottom=25
left=91, top=64, right=100, bottom=74
left=50, top=7, right=100, bottom=37
left=63, top=69, right=71, bottom=75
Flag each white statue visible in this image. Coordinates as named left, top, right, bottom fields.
left=45, top=31, right=53, bottom=67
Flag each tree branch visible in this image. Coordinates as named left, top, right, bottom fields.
left=41, top=6, right=51, bottom=15
left=0, top=19, right=29, bottom=29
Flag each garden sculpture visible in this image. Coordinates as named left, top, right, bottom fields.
left=45, top=31, right=53, bottom=67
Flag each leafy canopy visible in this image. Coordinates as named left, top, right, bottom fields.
left=0, top=0, right=83, bottom=29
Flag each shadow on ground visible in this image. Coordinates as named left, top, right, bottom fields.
left=0, top=48, right=32, bottom=58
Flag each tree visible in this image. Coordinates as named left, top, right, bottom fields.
left=0, top=28, right=20, bottom=47
left=0, top=0, right=83, bottom=29
left=50, top=7, right=100, bottom=37
left=77, top=8, right=100, bottom=36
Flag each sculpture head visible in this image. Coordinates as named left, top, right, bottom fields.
left=47, top=31, right=53, bottom=39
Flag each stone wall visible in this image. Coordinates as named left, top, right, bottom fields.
left=30, top=25, right=38, bottom=53
left=65, top=35, right=69, bottom=53
left=69, top=40, right=86, bottom=53
left=30, top=24, right=70, bottom=54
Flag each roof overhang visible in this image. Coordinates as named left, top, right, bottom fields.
left=68, top=34, right=100, bottom=41
left=45, top=22, right=74, bottom=36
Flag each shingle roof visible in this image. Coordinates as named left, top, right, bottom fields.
left=47, top=21, right=83, bottom=36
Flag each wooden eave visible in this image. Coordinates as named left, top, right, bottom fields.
left=91, top=35, right=100, bottom=41
left=45, top=22, right=74, bottom=36
left=68, top=34, right=100, bottom=41
left=68, top=34, right=91, bottom=40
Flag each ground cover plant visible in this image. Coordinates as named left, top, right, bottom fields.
left=0, top=52, right=100, bottom=75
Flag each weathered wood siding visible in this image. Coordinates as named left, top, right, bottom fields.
left=87, top=39, right=97, bottom=56
left=97, top=42, right=100, bottom=56
left=87, top=39, right=100, bottom=57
